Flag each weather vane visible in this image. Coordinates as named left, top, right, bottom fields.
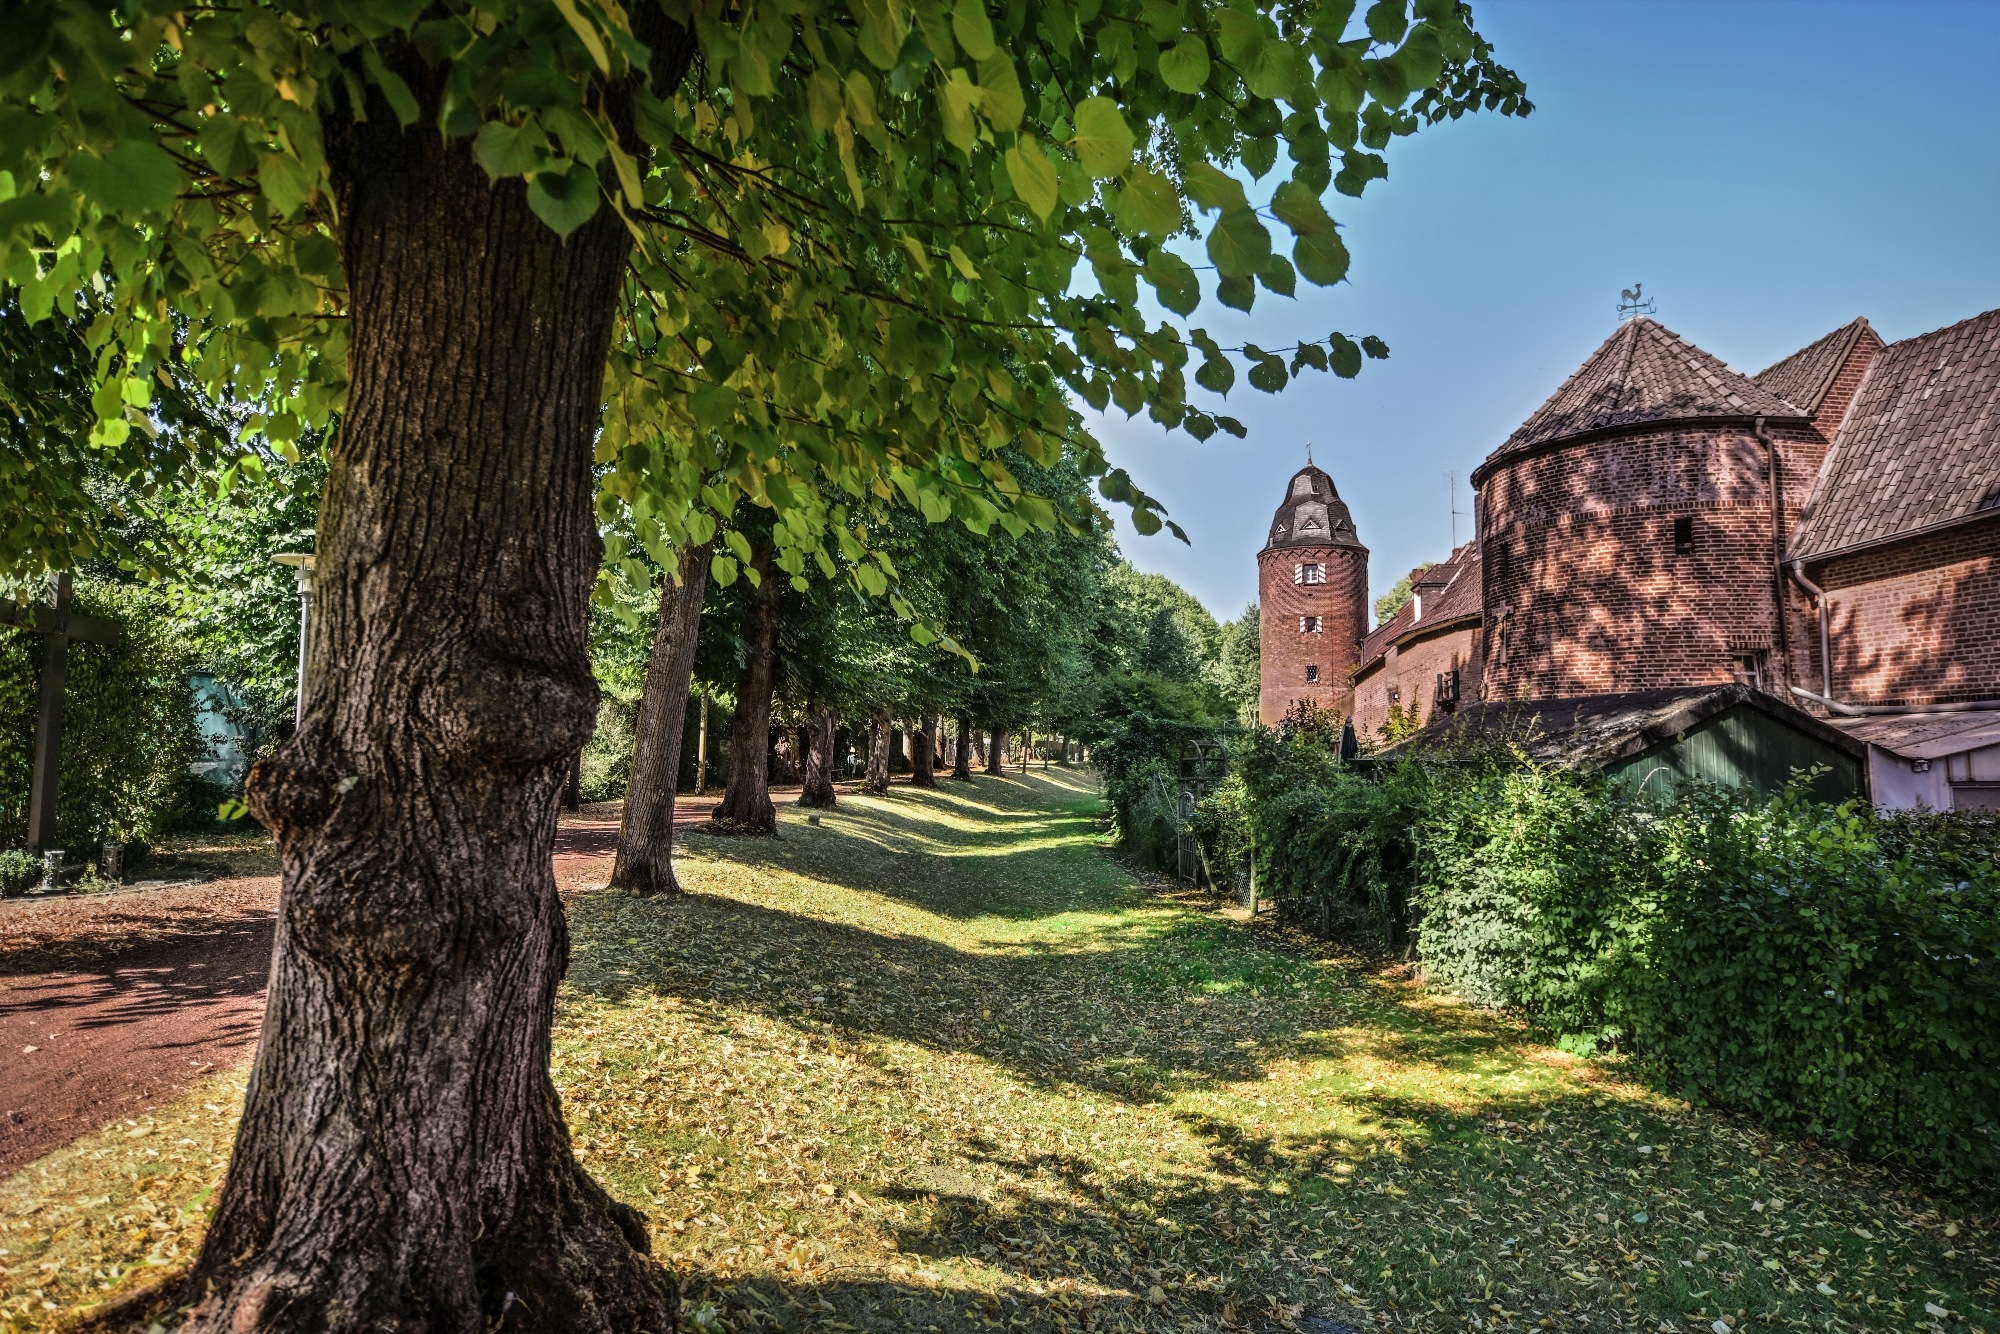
left=1305, top=439, right=1313, bottom=465
left=1617, top=283, right=1656, bottom=322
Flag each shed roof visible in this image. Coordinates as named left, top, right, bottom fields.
left=1473, top=319, right=1807, bottom=483
left=1789, top=307, right=2000, bottom=562
left=1371, top=684, right=1865, bottom=772
left=1825, top=710, right=2000, bottom=761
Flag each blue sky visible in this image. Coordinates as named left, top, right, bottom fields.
left=1089, top=0, right=2000, bottom=625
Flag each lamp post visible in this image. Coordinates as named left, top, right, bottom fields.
left=273, top=553, right=316, bottom=726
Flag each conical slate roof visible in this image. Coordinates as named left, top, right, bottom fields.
left=1754, top=316, right=1879, bottom=415
left=1263, top=464, right=1363, bottom=551
left=1474, top=318, right=1807, bottom=482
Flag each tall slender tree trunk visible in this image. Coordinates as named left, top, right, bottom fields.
left=192, top=27, right=692, bottom=1333
left=911, top=710, right=938, bottom=787
left=799, top=706, right=837, bottom=808
left=952, top=714, right=974, bottom=780
left=984, top=718, right=1005, bottom=776
left=714, top=546, right=780, bottom=834
left=865, top=704, right=892, bottom=794
left=609, top=541, right=712, bottom=895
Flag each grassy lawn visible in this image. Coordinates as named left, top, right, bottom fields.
left=3, top=768, right=1993, bottom=1332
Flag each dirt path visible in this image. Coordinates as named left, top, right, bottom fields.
left=0, top=792, right=744, bottom=1177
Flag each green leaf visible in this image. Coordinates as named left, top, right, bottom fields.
left=67, top=142, right=180, bottom=216
left=1114, top=169, right=1180, bottom=238
left=474, top=120, right=547, bottom=180
left=856, top=0, right=912, bottom=69
left=362, top=47, right=421, bottom=127
left=1205, top=209, right=1270, bottom=277
left=1005, top=140, right=1060, bottom=220
left=710, top=553, right=740, bottom=586
left=1142, top=248, right=1199, bottom=316
left=977, top=53, right=1026, bottom=130
left=1362, top=334, right=1391, bottom=358
left=1292, top=230, right=1350, bottom=286
left=1158, top=36, right=1211, bottom=94
left=1366, top=0, right=1409, bottom=45
left=1257, top=253, right=1295, bottom=297
left=1182, top=162, right=1247, bottom=215
left=691, top=383, right=739, bottom=428
left=1214, top=9, right=1266, bottom=65
left=294, top=233, right=342, bottom=281
left=1071, top=97, right=1135, bottom=178
left=1194, top=348, right=1234, bottom=395
left=953, top=0, right=998, bottom=59
left=1270, top=180, right=1337, bottom=236
left=1241, top=136, right=1278, bottom=181
left=1243, top=42, right=1302, bottom=100
left=1216, top=415, right=1247, bottom=438
left=1329, top=332, right=1363, bottom=377
left=1215, top=272, right=1255, bottom=311
left=939, top=68, right=980, bottom=154
left=1247, top=354, right=1288, bottom=393
left=1130, top=506, right=1163, bottom=536
left=526, top=164, right=601, bottom=237
left=1290, top=342, right=1328, bottom=374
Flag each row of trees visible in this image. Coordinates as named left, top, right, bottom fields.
left=0, top=0, right=1527, bottom=1321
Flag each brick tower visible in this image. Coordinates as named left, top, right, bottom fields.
left=1258, top=464, right=1369, bottom=724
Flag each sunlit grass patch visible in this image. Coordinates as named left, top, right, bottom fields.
left=0, top=1069, right=245, bottom=1327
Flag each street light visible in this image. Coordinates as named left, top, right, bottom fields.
left=273, top=553, right=316, bottom=726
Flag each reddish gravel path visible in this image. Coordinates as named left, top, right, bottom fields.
left=0, top=793, right=747, bottom=1176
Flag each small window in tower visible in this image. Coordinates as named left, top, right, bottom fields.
left=1305, top=664, right=1320, bottom=683
left=1300, top=615, right=1321, bottom=634
left=1295, top=562, right=1326, bottom=585
left=1674, top=516, right=1695, bottom=554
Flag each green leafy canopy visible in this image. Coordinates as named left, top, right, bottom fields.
left=0, top=0, right=1528, bottom=607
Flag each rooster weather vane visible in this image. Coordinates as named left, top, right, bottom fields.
left=1617, top=283, right=1657, bottom=322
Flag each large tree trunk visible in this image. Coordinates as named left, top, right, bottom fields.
left=985, top=717, right=1005, bottom=775
left=952, top=714, right=974, bottom=780
left=713, top=545, right=780, bottom=833
left=191, top=29, right=693, bottom=1334
left=799, top=706, right=837, bottom=808
left=865, top=704, right=892, bottom=794
left=911, top=710, right=938, bottom=787
left=609, top=542, right=712, bottom=895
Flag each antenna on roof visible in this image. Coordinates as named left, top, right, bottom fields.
left=1305, top=439, right=1313, bottom=466
left=1617, top=283, right=1656, bottom=322
left=1446, top=470, right=1470, bottom=548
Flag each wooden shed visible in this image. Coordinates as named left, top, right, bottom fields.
left=1372, top=684, right=1869, bottom=804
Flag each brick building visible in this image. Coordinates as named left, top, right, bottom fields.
left=1350, top=543, right=1483, bottom=741
left=1257, top=464, right=1369, bottom=724
left=1291, top=306, right=1998, bottom=806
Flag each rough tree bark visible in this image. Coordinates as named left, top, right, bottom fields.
left=985, top=717, right=1006, bottom=775
left=189, top=26, right=693, bottom=1334
left=609, top=541, right=713, bottom=895
left=952, top=714, right=974, bottom=780
left=799, top=706, right=838, bottom=808
left=911, top=710, right=938, bottom=787
left=714, top=544, right=780, bottom=833
left=865, top=705, right=892, bottom=794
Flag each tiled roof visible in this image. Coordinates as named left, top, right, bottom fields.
left=1790, top=307, right=2000, bottom=561
left=1827, top=710, right=2000, bottom=762
left=1263, top=464, right=1364, bottom=551
left=1753, top=317, right=1875, bottom=415
left=1354, top=543, right=1481, bottom=674
left=1475, top=318, right=1806, bottom=481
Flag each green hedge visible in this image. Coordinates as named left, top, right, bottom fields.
left=1, top=581, right=204, bottom=852
left=1204, top=739, right=2000, bottom=1181
left=1095, top=714, right=1233, bottom=875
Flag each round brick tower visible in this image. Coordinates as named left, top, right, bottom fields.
left=1258, top=464, right=1369, bottom=724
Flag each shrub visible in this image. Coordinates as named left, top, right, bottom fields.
left=1094, top=714, right=1232, bottom=875
left=1, top=581, right=204, bottom=852
left=0, top=847, right=38, bottom=896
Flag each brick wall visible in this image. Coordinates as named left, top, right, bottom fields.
left=1809, top=330, right=1883, bottom=439
left=1479, top=422, right=1827, bottom=699
left=1259, top=544, right=1368, bottom=723
left=1351, top=620, right=1482, bottom=744
left=1801, top=514, right=2000, bottom=705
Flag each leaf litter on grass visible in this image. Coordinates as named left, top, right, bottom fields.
left=1, top=769, right=1993, bottom=1332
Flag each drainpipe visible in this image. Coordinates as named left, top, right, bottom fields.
left=1753, top=418, right=1793, bottom=688
left=1787, top=686, right=2000, bottom=718
left=1786, top=559, right=1835, bottom=703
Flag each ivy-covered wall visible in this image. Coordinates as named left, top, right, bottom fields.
left=1, top=581, right=204, bottom=852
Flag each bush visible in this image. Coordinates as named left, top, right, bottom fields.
left=1, top=581, right=205, bottom=852
left=0, top=847, right=38, bottom=896
left=1094, top=714, right=1232, bottom=875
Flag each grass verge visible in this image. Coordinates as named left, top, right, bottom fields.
left=1, top=769, right=1993, bottom=1333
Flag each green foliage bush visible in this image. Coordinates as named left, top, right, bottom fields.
left=1205, top=734, right=2000, bottom=1180
left=1, top=581, right=205, bottom=852
left=1094, top=714, right=1234, bottom=876
left=0, top=847, right=39, bottom=896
